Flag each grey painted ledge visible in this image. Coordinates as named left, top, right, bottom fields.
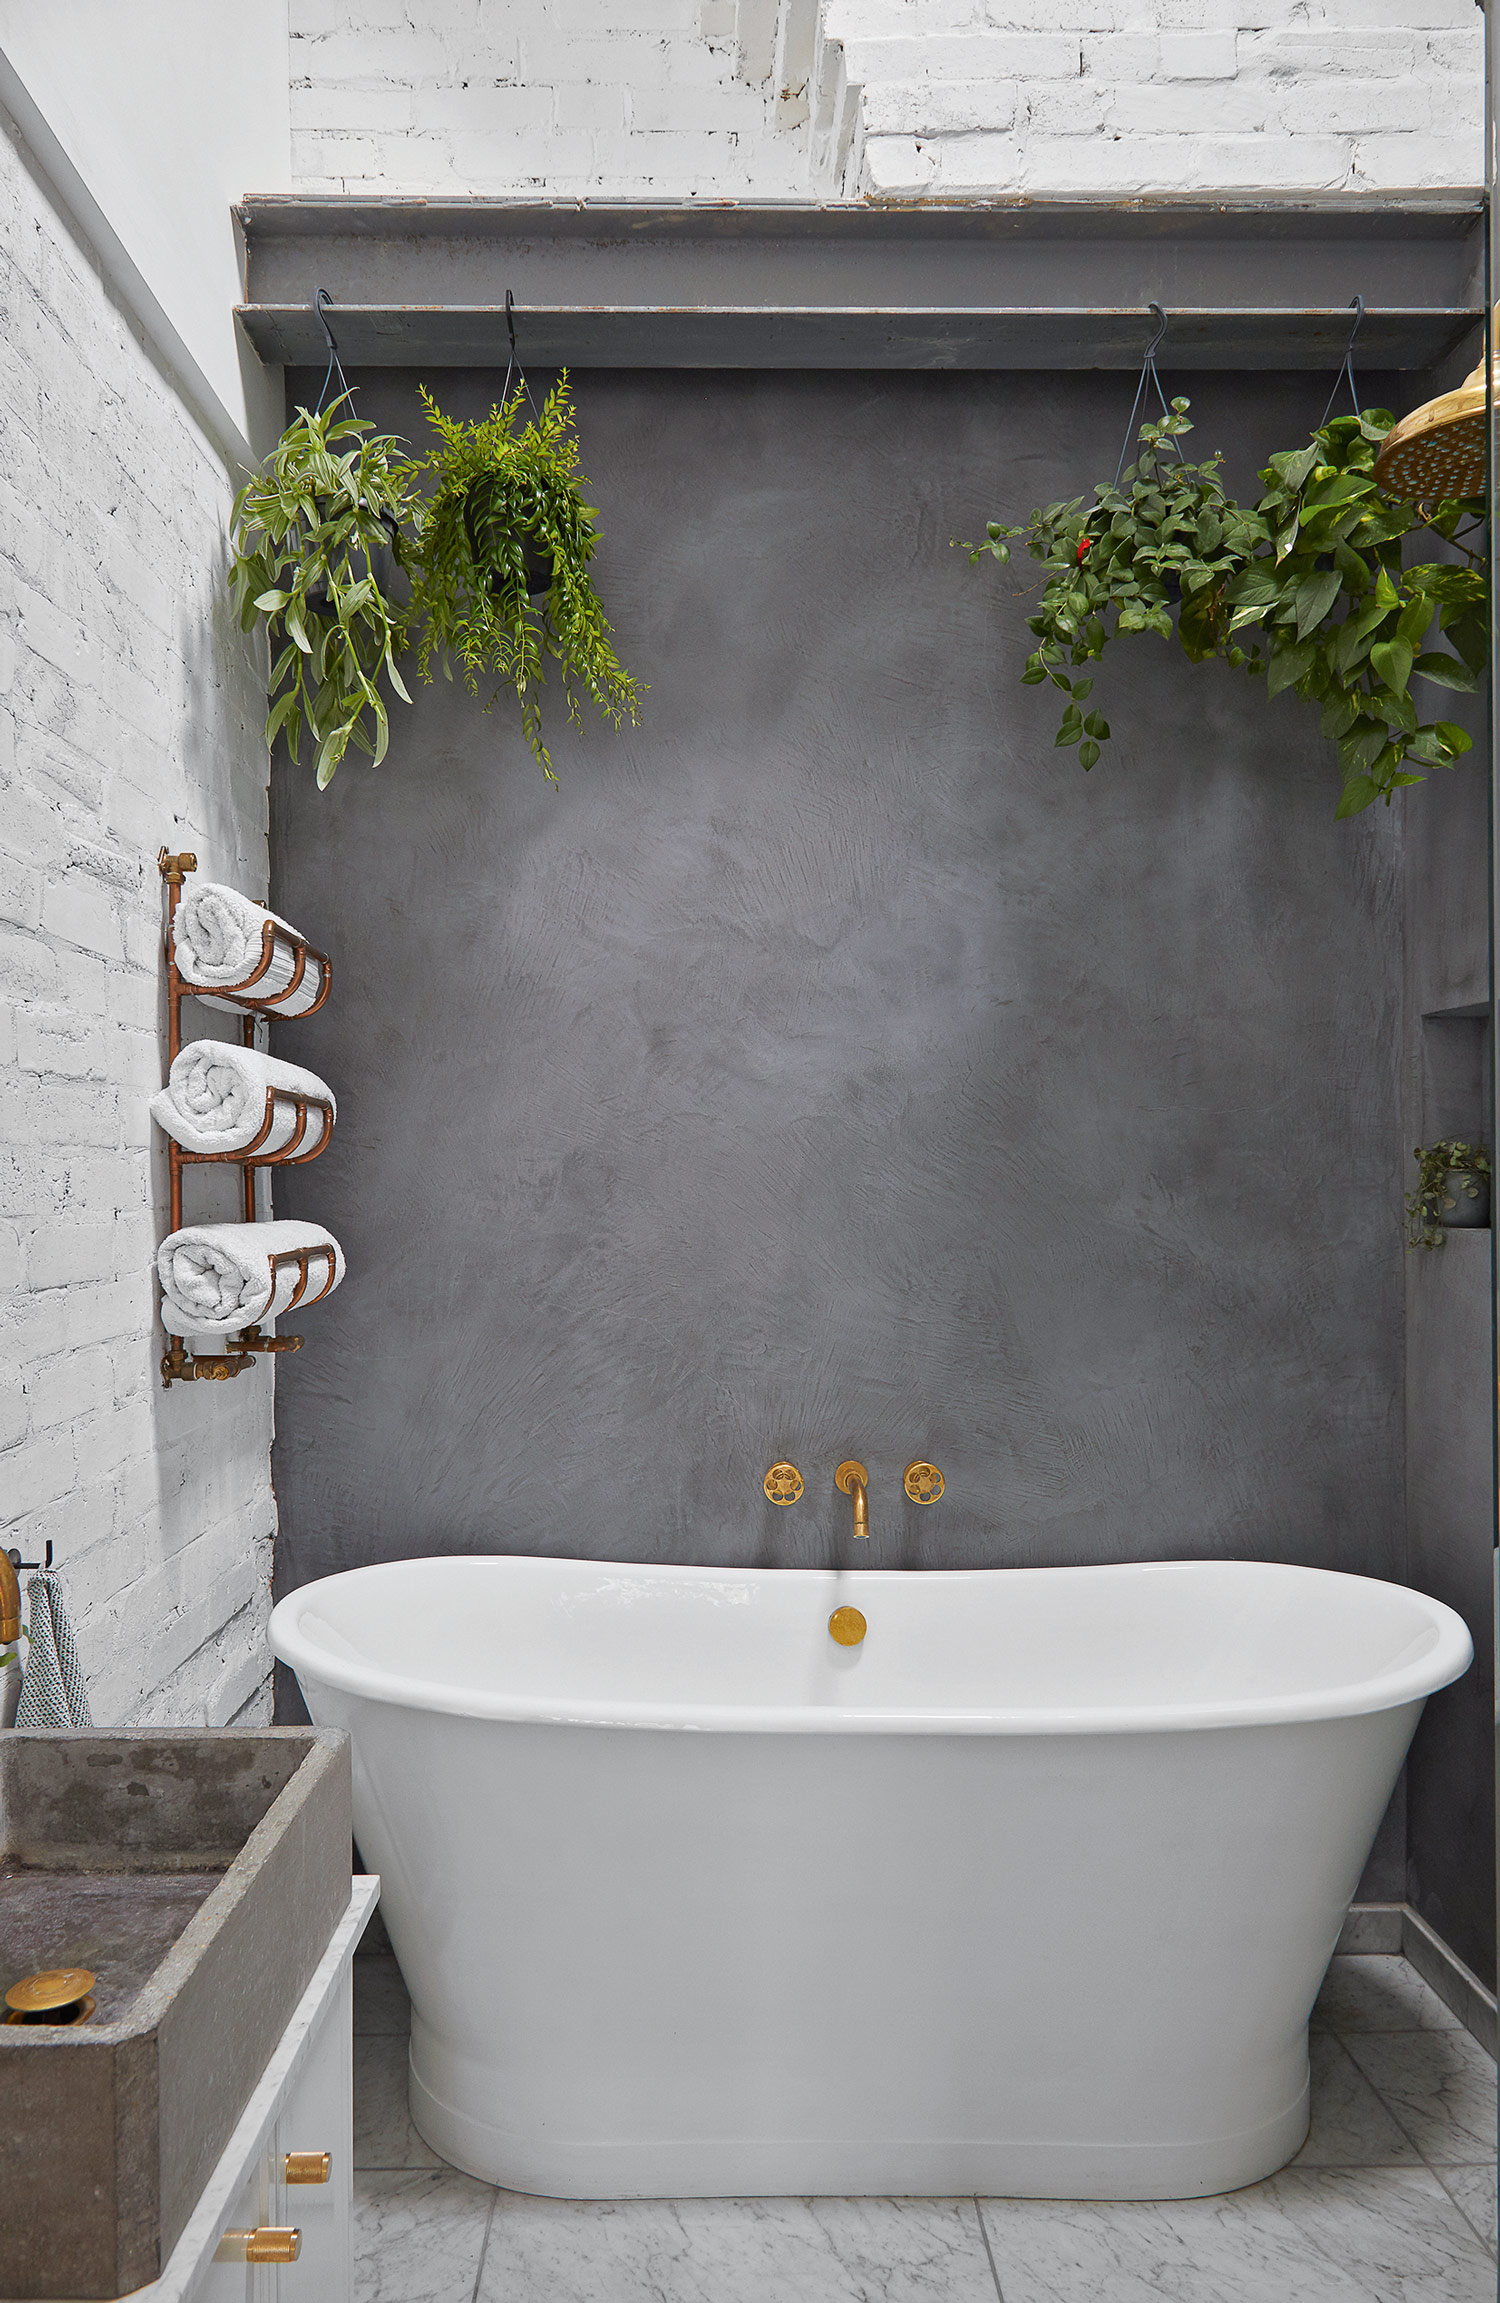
left=237, top=190, right=1483, bottom=371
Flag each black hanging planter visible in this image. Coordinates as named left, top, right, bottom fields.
left=304, top=507, right=407, bottom=615
left=1436, top=1168, right=1491, bottom=1229
left=462, top=475, right=553, bottom=602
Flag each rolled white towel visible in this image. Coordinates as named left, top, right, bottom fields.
left=174, top=882, right=327, bottom=1016
left=150, top=1040, right=336, bottom=1160
left=158, top=1219, right=345, bottom=1337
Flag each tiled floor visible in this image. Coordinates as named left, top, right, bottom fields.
left=352, top=1954, right=1497, bottom=2302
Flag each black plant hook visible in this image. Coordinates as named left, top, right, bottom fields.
left=1113, top=303, right=1180, bottom=490
left=501, top=287, right=519, bottom=406
left=314, top=286, right=352, bottom=415
left=500, top=288, right=539, bottom=418
left=1320, top=295, right=1366, bottom=429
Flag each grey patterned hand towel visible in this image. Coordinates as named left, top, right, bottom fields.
left=16, top=1571, right=93, bottom=1728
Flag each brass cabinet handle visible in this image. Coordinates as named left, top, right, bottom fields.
left=285, top=2149, right=332, bottom=2184
left=218, top=2227, right=302, bottom=2264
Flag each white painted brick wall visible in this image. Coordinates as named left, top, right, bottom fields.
left=823, top=0, right=1484, bottom=197
left=0, top=124, right=278, bottom=1728
left=289, top=0, right=1482, bottom=199
left=289, top=0, right=812, bottom=196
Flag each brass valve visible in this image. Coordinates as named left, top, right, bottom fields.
left=763, top=1461, right=804, bottom=1504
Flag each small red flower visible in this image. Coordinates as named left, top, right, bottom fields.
left=1076, top=537, right=1092, bottom=563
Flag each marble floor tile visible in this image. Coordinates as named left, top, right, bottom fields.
left=981, top=2166, right=1493, bottom=2303
left=1293, top=2034, right=1422, bottom=2167
left=475, top=2193, right=999, bottom=2303
left=355, top=1954, right=414, bottom=2036
left=354, top=2168, right=495, bottom=2303
left=981, top=2185, right=1367, bottom=2303
left=1436, top=2161, right=1499, bottom=2255
left=1311, top=1958, right=1461, bottom=2036
left=1270, top=2168, right=1497, bottom=2301
left=1342, top=2029, right=1498, bottom=2165
left=354, top=2032, right=443, bottom=2170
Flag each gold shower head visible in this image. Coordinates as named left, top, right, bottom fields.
left=1374, top=345, right=1489, bottom=505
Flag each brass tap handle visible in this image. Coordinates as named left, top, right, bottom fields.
left=834, top=1460, right=869, bottom=1536
left=285, top=2149, right=332, bottom=2184
left=763, top=1461, right=804, bottom=1505
left=904, top=1460, right=945, bottom=1504
left=217, top=2228, right=302, bottom=2264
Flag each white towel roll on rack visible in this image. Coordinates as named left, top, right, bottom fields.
left=157, top=1219, right=345, bottom=1337
left=173, top=882, right=327, bottom=1015
left=150, top=1040, right=336, bottom=1160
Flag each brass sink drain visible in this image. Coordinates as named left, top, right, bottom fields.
left=828, top=1606, right=867, bottom=1646
left=5, top=1968, right=97, bottom=2026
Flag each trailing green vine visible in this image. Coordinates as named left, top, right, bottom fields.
left=403, top=378, right=642, bottom=782
left=961, top=401, right=1486, bottom=817
left=229, top=398, right=416, bottom=789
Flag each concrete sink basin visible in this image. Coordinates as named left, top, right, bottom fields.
left=0, top=1728, right=351, bottom=2300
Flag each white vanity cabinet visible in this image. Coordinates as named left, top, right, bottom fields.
left=131, top=1878, right=377, bottom=2303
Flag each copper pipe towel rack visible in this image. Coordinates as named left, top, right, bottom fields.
left=157, top=849, right=337, bottom=1386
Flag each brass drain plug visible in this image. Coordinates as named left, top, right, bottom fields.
left=4, top=1968, right=97, bottom=2026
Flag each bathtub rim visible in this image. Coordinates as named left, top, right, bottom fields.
left=269, top=1555, right=1473, bottom=1737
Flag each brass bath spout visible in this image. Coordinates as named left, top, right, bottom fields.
left=835, top=1461, right=869, bottom=1539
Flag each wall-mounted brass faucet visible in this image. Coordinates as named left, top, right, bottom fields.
left=1, top=1542, right=53, bottom=1647
left=0, top=1551, right=20, bottom=1646
left=834, top=1460, right=869, bottom=1538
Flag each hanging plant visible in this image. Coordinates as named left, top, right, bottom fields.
left=961, top=401, right=1486, bottom=818
left=1406, top=1140, right=1492, bottom=1249
left=403, top=377, right=642, bottom=782
left=229, top=397, right=416, bottom=789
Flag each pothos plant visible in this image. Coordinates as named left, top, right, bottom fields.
left=229, top=398, right=416, bottom=789
left=402, top=377, right=642, bottom=782
left=1405, top=1140, right=1492, bottom=1249
left=962, top=401, right=1486, bottom=818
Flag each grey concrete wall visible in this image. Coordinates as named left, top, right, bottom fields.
left=269, top=368, right=1410, bottom=1736
left=1402, top=741, right=1495, bottom=1983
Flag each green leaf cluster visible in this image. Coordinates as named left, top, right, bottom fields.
left=1405, top=1139, right=1492, bottom=1250
left=961, top=400, right=1486, bottom=817
left=229, top=397, right=415, bottom=789
left=402, top=377, right=642, bottom=783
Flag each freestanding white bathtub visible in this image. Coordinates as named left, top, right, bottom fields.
left=270, top=1555, right=1470, bottom=2201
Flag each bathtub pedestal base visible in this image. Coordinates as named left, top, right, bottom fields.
left=409, top=2051, right=1311, bottom=2204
